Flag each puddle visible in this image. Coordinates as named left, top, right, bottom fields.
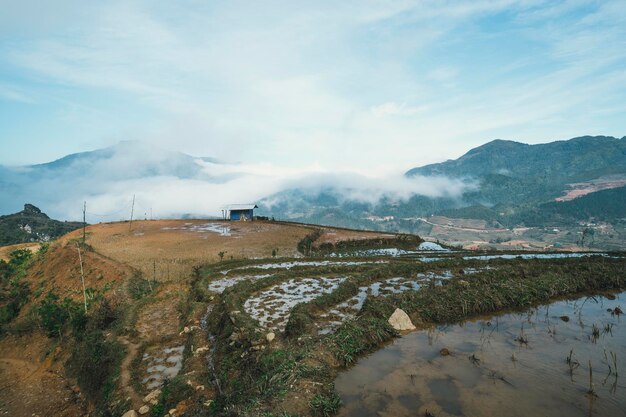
left=244, top=277, right=345, bottom=331
left=417, top=252, right=612, bottom=263
left=141, top=345, right=184, bottom=390
left=336, top=292, right=626, bottom=417
left=161, top=222, right=231, bottom=236
left=228, top=260, right=386, bottom=272
left=316, top=272, right=453, bottom=335
left=418, top=242, right=450, bottom=251
left=330, top=248, right=418, bottom=257
left=208, top=274, right=271, bottom=293
left=463, top=252, right=611, bottom=261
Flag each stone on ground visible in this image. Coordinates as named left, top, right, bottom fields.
left=388, top=308, right=416, bottom=331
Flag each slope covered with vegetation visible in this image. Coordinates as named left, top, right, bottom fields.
left=0, top=204, right=84, bottom=246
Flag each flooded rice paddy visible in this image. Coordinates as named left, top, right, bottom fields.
left=336, top=292, right=625, bottom=417
left=316, top=271, right=455, bottom=335
left=141, top=344, right=184, bottom=390
left=244, top=276, right=345, bottom=330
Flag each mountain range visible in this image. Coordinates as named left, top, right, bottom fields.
left=1, top=136, right=625, bottom=239
left=260, top=135, right=626, bottom=229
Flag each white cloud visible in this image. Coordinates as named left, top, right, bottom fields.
left=0, top=0, right=624, bottom=171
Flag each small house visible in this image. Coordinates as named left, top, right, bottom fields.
left=225, top=204, right=258, bottom=221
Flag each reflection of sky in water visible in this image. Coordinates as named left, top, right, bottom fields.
left=336, top=292, right=626, bottom=417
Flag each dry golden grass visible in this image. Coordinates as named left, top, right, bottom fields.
left=58, top=220, right=401, bottom=280
left=0, top=242, right=41, bottom=262
left=314, top=228, right=396, bottom=247
left=61, top=220, right=313, bottom=280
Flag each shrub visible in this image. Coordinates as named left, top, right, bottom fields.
left=67, top=328, right=125, bottom=404
left=36, top=292, right=85, bottom=338
left=127, top=273, right=154, bottom=300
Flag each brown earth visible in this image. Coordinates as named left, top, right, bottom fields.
left=23, top=241, right=136, bottom=305
left=0, top=242, right=41, bottom=261
left=555, top=178, right=626, bottom=201
left=0, top=333, right=87, bottom=417
left=313, top=228, right=395, bottom=247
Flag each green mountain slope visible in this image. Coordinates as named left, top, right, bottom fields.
left=406, top=136, right=626, bottom=181
left=0, top=204, right=84, bottom=246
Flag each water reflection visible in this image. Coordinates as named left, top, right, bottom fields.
left=336, top=293, right=625, bottom=417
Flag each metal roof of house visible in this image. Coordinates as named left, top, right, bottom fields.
left=224, top=204, right=258, bottom=211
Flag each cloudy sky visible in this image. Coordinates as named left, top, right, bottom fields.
left=1, top=0, right=625, bottom=171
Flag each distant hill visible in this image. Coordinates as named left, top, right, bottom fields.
left=0, top=141, right=230, bottom=217
left=510, top=185, right=626, bottom=226
left=262, top=135, right=626, bottom=230
left=406, top=136, right=626, bottom=181
left=0, top=204, right=84, bottom=246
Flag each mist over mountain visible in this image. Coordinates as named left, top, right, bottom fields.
left=260, top=135, right=626, bottom=228
left=1, top=136, right=624, bottom=231
left=0, top=141, right=470, bottom=222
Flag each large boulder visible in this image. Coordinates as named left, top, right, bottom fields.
left=388, top=308, right=416, bottom=331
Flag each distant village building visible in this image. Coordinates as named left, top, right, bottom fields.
left=224, top=204, right=258, bottom=221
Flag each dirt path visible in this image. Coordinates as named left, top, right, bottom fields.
left=0, top=341, right=86, bottom=417
left=118, top=337, right=143, bottom=409
left=115, top=282, right=187, bottom=410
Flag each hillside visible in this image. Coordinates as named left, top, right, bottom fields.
left=406, top=136, right=626, bottom=181
left=0, top=219, right=419, bottom=416
left=0, top=204, right=83, bottom=246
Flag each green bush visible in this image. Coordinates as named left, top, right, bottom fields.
left=36, top=292, right=85, bottom=338
left=67, top=328, right=125, bottom=404
left=127, top=273, right=154, bottom=300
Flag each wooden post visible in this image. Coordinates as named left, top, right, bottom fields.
left=82, top=201, right=86, bottom=244
left=129, top=194, right=135, bottom=232
left=76, top=244, right=87, bottom=312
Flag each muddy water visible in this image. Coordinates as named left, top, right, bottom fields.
left=336, top=293, right=626, bottom=417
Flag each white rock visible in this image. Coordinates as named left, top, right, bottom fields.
left=143, top=389, right=161, bottom=404
left=122, top=411, right=138, bottom=417
left=388, top=308, right=416, bottom=331
left=266, top=332, right=275, bottom=343
left=194, top=346, right=210, bottom=355
left=138, top=405, right=150, bottom=415
left=169, top=408, right=178, bottom=416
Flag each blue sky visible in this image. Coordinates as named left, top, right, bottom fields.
left=1, top=0, right=625, bottom=170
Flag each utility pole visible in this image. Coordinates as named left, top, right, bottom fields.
left=129, top=194, right=135, bottom=232
left=82, top=201, right=86, bottom=244
left=150, top=207, right=153, bottom=221
left=76, top=244, right=87, bottom=312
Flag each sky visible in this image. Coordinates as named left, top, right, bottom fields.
left=1, top=0, right=625, bottom=172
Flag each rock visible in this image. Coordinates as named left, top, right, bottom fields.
left=440, top=348, right=450, bottom=356
left=143, top=389, right=161, bottom=404
left=194, top=346, right=210, bottom=355
left=458, top=279, right=470, bottom=287
left=266, top=332, right=275, bottom=343
left=169, top=409, right=177, bottom=417
left=204, top=400, right=213, bottom=407
left=138, top=405, right=150, bottom=415
left=195, top=385, right=205, bottom=391
left=388, top=308, right=416, bottom=331
left=122, top=411, right=138, bottom=417
left=559, top=315, right=570, bottom=322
